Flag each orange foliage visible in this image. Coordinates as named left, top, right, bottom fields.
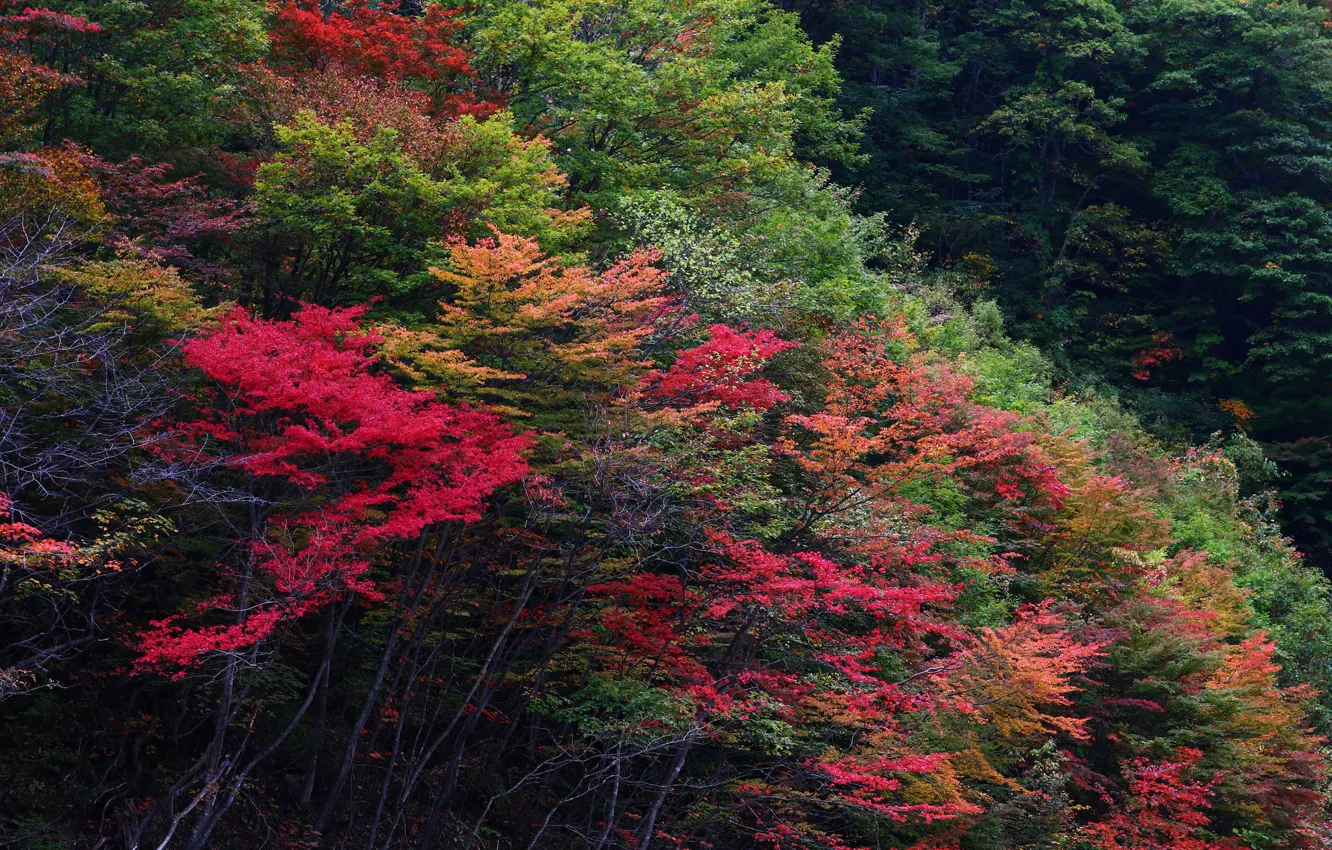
left=950, top=601, right=1104, bottom=744
left=1203, top=635, right=1326, bottom=836
left=0, top=50, right=62, bottom=143
left=380, top=230, right=674, bottom=415
left=784, top=316, right=1030, bottom=498
left=1032, top=432, right=1173, bottom=599
left=0, top=144, right=104, bottom=229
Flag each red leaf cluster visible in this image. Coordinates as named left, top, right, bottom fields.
left=1084, top=748, right=1237, bottom=850
left=83, top=152, right=250, bottom=275
left=641, top=324, right=798, bottom=412
left=136, top=304, right=527, bottom=670
left=269, top=0, right=485, bottom=115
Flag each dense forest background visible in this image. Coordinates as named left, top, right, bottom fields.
left=793, top=0, right=1332, bottom=563
left=4, top=0, right=1332, bottom=848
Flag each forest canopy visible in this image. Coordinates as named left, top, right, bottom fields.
left=2, top=1, right=1332, bottom=849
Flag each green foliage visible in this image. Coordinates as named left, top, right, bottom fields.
left=440, top=111, right=589, bottom=249
left=470, top=0, right=892, bottom=318
left=532, top=675, right=695, bottom=741
left=19, top=0, right=268, bottom=154
left=248, top=110, right=575, bottom=308
left=471, top=0, right=859, bottom=203
left=616, top=175, right=899, bottom=320
left=251, top=112, right=454, bottom=305
left=796, top=0, right=1332, bottom=552
left=612, top=191, right=778, bottom=322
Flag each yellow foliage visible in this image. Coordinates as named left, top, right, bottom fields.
left=0, top=144, right=105, bottom=229
left=56, top=259, right=215, bottom=335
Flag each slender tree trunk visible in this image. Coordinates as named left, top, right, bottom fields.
left=315, top=538, right=433, bottom=834
left=636, top=737, right=693, bottom=850
left=593, top=743, right=623, bottom=850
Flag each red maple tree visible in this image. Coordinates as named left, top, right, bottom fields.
left=136, top=303, right=528, bottom=671
left=268, top=0, right=487, bottom=115
left=1084, top=748, right=1238, bottom=850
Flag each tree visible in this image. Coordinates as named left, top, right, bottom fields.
left=469, top=0, right=894, bottom=317
left=84, top=152, right=250, bottom=279
left=559, top=314, right=1101, bottom=850
left=1, top=0, right=266, bottom=154
left=381, top=229, right=673, bottom=427
left=246, top=111, right=580, bottom=311
left=1083, top=748, right=1235, bottom=850
left=471, top=0, right=859, bottom=205
left=140, top=303, right=528, bottom=668
left=269, top=0, right=485, bottom=115
left=126, top=303, right=527, bottom=848
left=793, top=0, right=1332, bottom=556
left=2, top=1, right=1332, bottom=847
